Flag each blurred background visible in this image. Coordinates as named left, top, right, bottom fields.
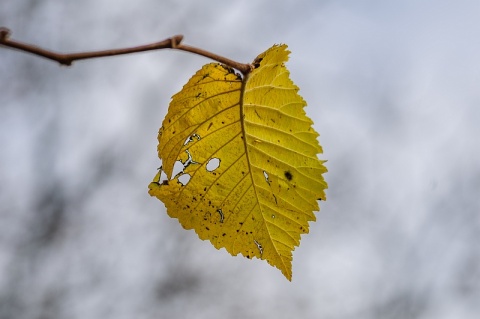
left=1, top=1, right=479, bottom=318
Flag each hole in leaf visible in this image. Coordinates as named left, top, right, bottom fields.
left=254, top=240, right=263, bottom=255
left=217, top=209, right=224, bottom=223
left=178, top=173, right=191, bottom=186
left=172, top=160, right=184, bottom=178
left=183, top=133, right=201, bottom=145
left=263, top=171, right=271, bottom=185
left=158, top=169, right=168, bottom=185
left=206, top=158, right=220, bottom=172
left=183, top=149, right=198, bottom=169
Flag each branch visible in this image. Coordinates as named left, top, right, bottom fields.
left=0, top=27, right=253, bottom=75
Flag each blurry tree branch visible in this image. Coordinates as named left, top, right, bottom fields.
left=0, top=27, right=253, bottom=75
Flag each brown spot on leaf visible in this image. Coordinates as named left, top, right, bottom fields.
left=253, top=57, right=263, bottom=68
left=284, top=171, right=293, bottom=181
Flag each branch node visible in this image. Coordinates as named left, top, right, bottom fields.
left=171, top=35, right=183, bottom=48
left=0, top=27, right=11, bottom=41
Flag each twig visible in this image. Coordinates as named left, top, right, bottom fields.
left=0, top=27, right=253, bottom=75
left=175, top=44, right=252, bottom=75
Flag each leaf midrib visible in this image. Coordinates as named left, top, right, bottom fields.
left=240, top=71, right=289, bottom=272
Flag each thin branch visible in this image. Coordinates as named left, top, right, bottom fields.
left=0, top=27, right=253, bottom=75
left=175, top=44, right=252, bottom=75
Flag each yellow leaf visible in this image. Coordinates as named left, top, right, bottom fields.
left=148, top=44, right=327, bottom=280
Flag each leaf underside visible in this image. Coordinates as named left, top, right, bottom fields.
left=148, top=44, right=327, bottom=280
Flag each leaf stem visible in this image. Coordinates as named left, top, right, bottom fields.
left=0, top=27, right=253, bottom=75
left=175, top=43, right=252, bottom=75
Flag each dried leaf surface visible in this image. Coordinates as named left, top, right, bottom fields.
left=149, top=45, right=327, bottom=280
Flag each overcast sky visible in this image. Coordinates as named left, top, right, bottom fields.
left=1, top=1, right=479, bottom=318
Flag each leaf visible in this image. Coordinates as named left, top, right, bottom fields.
left=148, top=44, right=327, bottom=280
